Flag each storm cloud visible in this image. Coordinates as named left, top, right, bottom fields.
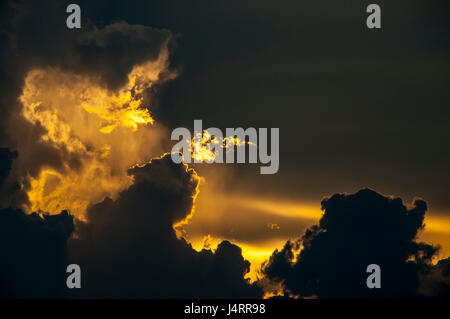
left=0, top=148, right=74, bottom=298
left=0, top=0, right=262, bottom=295
left=262, top=189, right=447, bottom=298
left=0, top=0, right=449, bottom=300
left=68, top=154, right=262, bottom=298
left=0, top=149, right=261, bottom=298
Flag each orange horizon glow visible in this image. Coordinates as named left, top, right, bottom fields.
left=182, top=193, right=450, bottom=282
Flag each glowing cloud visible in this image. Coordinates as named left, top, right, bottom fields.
left=190, top=130, right=250, bottom=163
left=19, top=47, right=174, bottom=218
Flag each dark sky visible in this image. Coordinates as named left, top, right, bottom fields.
left=78, top=0, right=450, bottom=210
left=0, top=0, right=449, bottom=299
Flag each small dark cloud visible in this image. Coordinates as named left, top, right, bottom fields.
left=419, top=257, right=450, bottom=298
left=262, top=188, right=444, bottom=298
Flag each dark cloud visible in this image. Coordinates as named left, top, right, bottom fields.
left=1, top=0, right=449, bottom=300
left=419, top=257, right=450, bottom=298
left=3, top=0, right=172, bottom=89
left=0, top=149, right=261, bottom=298
left=0, top=148, right=19, bottom=207
left=0, top=148, right=74, bottom=298
left=75, top=21, right=171, bottom=90
left=262, top=189, right=445, bottom=298
left=0, top=208, right=74, bottom=298
left=68, top=154, right=261, bottom=298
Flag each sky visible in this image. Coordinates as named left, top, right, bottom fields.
left=0, top=0, right=449, bottom=298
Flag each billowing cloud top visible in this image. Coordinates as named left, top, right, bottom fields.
left=263, top=189, right=443, bottom=298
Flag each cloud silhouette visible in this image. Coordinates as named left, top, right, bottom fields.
left=68, top=154, right=262, bottom=298
left=1, top=0, right=449, bottom=300
left=0, top=208, right=74, bottom=298
left=262, top=188, right=443, bottom=298
left=0, top=1, right=260, bottom=298
left=419, top=257, right=450, bottom=298
left=0, top=148, right=19, bottom=207
left=0, top=150, right=261, bottom=298
left=0, top=149, right=74, bottom=298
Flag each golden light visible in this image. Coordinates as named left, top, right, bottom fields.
left=19, top=46, right=173, bottom=218
left=189, top=130, right=253, bottom=163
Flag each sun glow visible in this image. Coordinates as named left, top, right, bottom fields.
left=190, top=130, right=252, bottom=163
